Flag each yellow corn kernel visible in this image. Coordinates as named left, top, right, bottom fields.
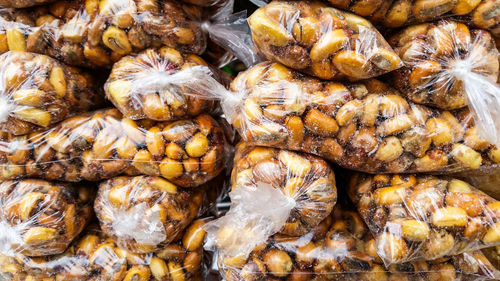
left=304, top=108, right=339, bottom=137
left=19, top=192, right=44, bottom=221
left=159, top=158, right=183, bottom=179
left=49, top=67, right=66, bottom=97
left=23, top=227, right=58, bottom=244
left=447, top=179, right=471, bottom=193
left=451, top=143, right=482, bottom=169
left=278, top=150, right=311, bottom=177
left=248, top=9, right=293, bottom=47
left=398, top=219, right=430, bottom=241
left=310, top=29, right=349, bottom=62
left=102, top=26, right=132, bottom=55
left=13, top=108, right=51, bottom=127
left=168, top=261, right=186, bottom=281
left=152, top=177, right=177, bottom=194
left=431, top=207, right=468, bottom=227
left=375, top=136, right=403, bottom=162
left=123, top=265, right=151, bottom=281
left=6, top=29, right=26, bottom=51
left=373, top=186, right=406, bottom=205
left=182, top=220, right=206, bottom=251
left=146, top=127, right=166, bottom=158
left=107, top=79, right=131, bottom=107
left=149, top=257, right=169, bottom=280
left=483, top=222, right=500, bottom=243
left=12, top=89, right=44, bottom=106
left=185, top=133, right=209, bottom=158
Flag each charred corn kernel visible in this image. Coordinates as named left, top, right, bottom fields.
left=373, top=186, right=406, bottom=205
left=183, top=220, right=206, bottom=251
left=168, top=262, right=186, bottom=281
left=333, top=50, right=369, bottom=79
left=292, top=17, right=320, bottom=46
left=399, top=219, right=430, bottom=241
left=447, top=179, right=472, bottom=193
left=13, top=108, right=51, bottom=127
left=107, top=80, right=131, bottom=106
left=248, top=9, right=293, bottom=47
left=483, top=222, right=500, bottom=243
left=370, top=48, right=402, bottom=71
left=377, top=232, right=408, bottom=262
left=185, top=133, right=209, bottom=158
left=19, top=192, right=44, bottom=221
left=123, top=265, right=151, bottom=281
left=146, top=127, right=165, bottom=158
left=152, top=177, right=177, bottom=194
left=451, top=143, right=482, bottom=169
left=310, top=29, right=349, bottom=62
left=414, top=150, right=449, bottom=172
left=384, top=0, right=412, bottom=27
left=489, top=146, right=500, bottom=163
left=445, top=192, right=482, bottom=216
left=304, top=108, right=339, bottom=137
left=6, top=29, right=25, bottom=51
left=160, top=158, right=183, bottom=179
left=174, top=28, right=195, bottom=45
left=431, top=206, right=468, bottom=227
left=150, top=257, right=169, bottom=280
left=102, top=26, right=132, bottom=55
left=23, top=227, right=58, bottom=244
left=375, top=137, right=403, bottom=162
left=263, top=249, right=293, bottom=277
left=278, top=150, right=311, bottom=177
left=409, top=60, right=442, bottom=89
left=412, top=0, right=456, bottom=20
left=12, top=89, right=44, bottom=106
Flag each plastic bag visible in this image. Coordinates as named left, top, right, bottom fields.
left=349, top=173, right=500, bottom=265
left=94, top=176, right=205, bottom=253
left=104, top=47, right=221, bottom=121
left=247, top=1, right=402, bottom=80
left=390, top=21, right=500, bottom=146
left=203, top=143, right=337, bottom=262
left=0, top=219, right=208, bottom=280
left=0, top=109, right=227, bottom=186
left=483, top=246, right=500, bottom=269
left=0, top=179, right=93, bottom=257
left=0, top=51, right=103, bottom=135
left=218, top=205, right=500, bottom=281
left=0, top=0, right=56, bottom=8
left=324, top=0, right=500, bottom=31
left=0, top=0, right=206, bottom=68
left=200, top=61, right=500, bottom=174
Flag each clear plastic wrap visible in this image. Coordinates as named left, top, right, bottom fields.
left=0, top=51, right=103, bottom=135
left=325, top=0, right=500, bottom=31
left=203, top=143, right=337, bottom=261
left=349, top=173, right=500, bottom=265
left=104, top=47, right=221, bottom=121
left=483, top=246, right=500, bottom=269
left=0, top=219, right=208, bottom=280
left=390, top=21, right=500, bottom=145
left=0, top=0, right=206, bottom=68
left=94, top=176, right=205, bottom=253
left=217, top=205, right=500, bottom=281
left=180, top=0, right=230, bottom=8
left=199, top=61, right=500, bottom=174
left=0, top=0, right=57, bottom=8
left=0, top=109, right=227, bottom=186
left=0, top=179, right=93, bottom=257
left=247, top=1, right=403, bottom=80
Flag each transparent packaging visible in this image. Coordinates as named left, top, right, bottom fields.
left=198, top=61, right=500, bottom=174
left=390, top=21, right=500, bottom=145
left=349, top=173, right=500, bottom=265
left=104, top=47, right=221, bottom=121
left=94, top=176, right=205, bottom=253
left=0, top=109, right=227, bottom=186
left=247, top=1, right=403, bottom=80
left=0, top=219, right=209, bottom=280
left=203, top=143, right=337, bottom=261
left=0, top=179, right=93, bottom=257
left=217, top=205, right=500, bottom=281
left=324, top=0, right=500, bottom=31
left=0, top=0, right=57, bottom=8
left=0, top=0, right=206, bottom=68
left=0, top=51, right=103, bottom=135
